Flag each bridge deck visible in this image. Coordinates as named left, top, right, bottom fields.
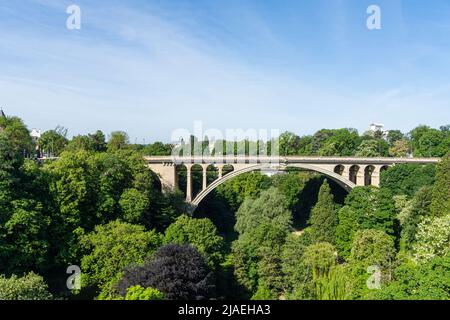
left=144, top=156, right=440, bottom=165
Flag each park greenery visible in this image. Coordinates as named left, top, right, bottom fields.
left=0, top=114, right=449, bottom=300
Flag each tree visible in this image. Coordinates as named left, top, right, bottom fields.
left=278, top=131, right=301, bottom=156
left=281, top=232, right=314, bottom=299
left=311, top=129, right=335, bottom=154
left=309, top=180, right=339, bottom=244
left=252, top=247, right=284, bottom=300
left=412, top=215, right=450, bottom=264
left=335, top=187, right=396, bottom=258
left=389, top=139, right=410, bottom=157
left=149, top=189, right=186, bottom=231
left=0, top=116, right=34, bottom=155
left=142, top=142, right=173, bottom=156
left=252, top=280, right=278, bottom=300
left=410, top=125, right=450, bottom=157
left=0, top=199, right=51, bottom=275
left=0, top=272, right=52, bottom=300
left=410, top=125, right=432, bottom=151
left=386, top=130, right=404, bottom=147
left=0, top=135, right=52, bottom=275
left=272, top=172, right=309, bottom=213
left=431, top=155, right=450, bottom=217
left=124, top=286, right=164, bottom=300
left=39, top=127, right=68, bottom=156
left=216, top=172, right=271, bottom=213
left=116, top=244, right=215, bottom=300
left=232, top=222, right=288, bottom=295
left=65, top=135, right=96, bottom=152
left=235, top=187, right=292, bottom=235
left=400, top=186, right=433, bottom=250
left=303, top=242, right=337, bottom=279
left=317, top=129, right=360, bottom=156
left=301, top=242, right=351, bottom=300
left=349, top=229, right=396, bottom=278
left=107, top=131, right=129, bottom=152
left=89, top=130, right=107, bottom=152
left=372, top=256, right=450, bottom=300
left=80, top=220, right=162, bottom=296
left=355, top=139, right=388, bottom=157
left=45, top=149, right=159, bottom=264
left=313, top=264, right=350, bottom=300
left=380, top=164, right=436, bottom=197
left=119, top=188, right=150, bottom=224
left=163, top=215, right=225, bottom=268
left=297, top=135, right=313, bottom=155
left=0, top=132, right=24, bottom=181
left=45, top=150, right=101, bottom=264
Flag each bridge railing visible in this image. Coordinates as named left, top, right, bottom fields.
left=142, top=155, right=441, bottom=164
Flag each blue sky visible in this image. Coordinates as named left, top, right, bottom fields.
left=0, top=0, right=449, bottom=142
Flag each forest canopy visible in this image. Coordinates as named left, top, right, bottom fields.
left=0, top=113, right=448, bottom=300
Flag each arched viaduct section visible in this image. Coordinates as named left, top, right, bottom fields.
left=192, top=162, right=356, bottom=207
left=145, top=156, right=440, bottom=210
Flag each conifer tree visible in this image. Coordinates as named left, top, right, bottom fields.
left=309, top=180, right=339, bottom=244
left=431, top=154, right=450, bottom=217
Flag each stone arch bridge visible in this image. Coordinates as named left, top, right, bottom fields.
left=145, top=156, right=439, bottom=210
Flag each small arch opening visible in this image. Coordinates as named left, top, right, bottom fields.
left=334, top=165, right=345, bottom=175
left=206, top=164, right=219, bottom=185
left=222, top=164, right=235, bottom=176
left=365, top=165, right=375, bottom=186
left=176, top=164, right=187, bottom=197
left=191, top=164, right=203, bottom=198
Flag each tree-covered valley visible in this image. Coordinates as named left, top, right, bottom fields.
left=0, top=114, right=449, bottom=300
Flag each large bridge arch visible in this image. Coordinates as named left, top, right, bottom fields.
left=191, top=163, right=356, bottom=208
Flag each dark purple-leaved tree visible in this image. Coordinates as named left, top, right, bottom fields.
left=116, top=244, right=215, bottom=300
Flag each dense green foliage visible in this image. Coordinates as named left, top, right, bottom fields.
left=39, top=127, right=68, bottom=156
left=335, top=187, right=397, bottom=258
left=0, top=113, right=448, bottom=301
left=235, top=187, right=292, bottom=235
left=215, top=172, right=271, bottom=212
left=309, top=181, right=339, bottom=244
left=431, top=155, right=450, bottom=216
left=124, top=286, right=164, bottom=300
left=80, top=220, right=162, bottom=297
left=372, top=256, right=450, bottom=300
left=380, top=164, right=436, bottom=197
left=0, top=272, right=52, bottom=300
left=163, top=215, right=225, bottom=268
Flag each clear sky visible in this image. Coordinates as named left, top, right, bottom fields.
left=0, top=0, right=449, bottom=142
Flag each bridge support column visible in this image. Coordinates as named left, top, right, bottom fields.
left=371, top=166, right=382, bottom=187
left=186, top=165, right=193, bottom=202
left=147, top=163, right=177, bottom=192
left=342, top=165, right=350, bottom=181
left=356, top=165, right=367, bottom=186
left=202, top=164, right=208, bottom=191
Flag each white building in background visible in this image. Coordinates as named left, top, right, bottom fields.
left=30, top=128, right=42, bottom=157
left=368, top=123, right=389, bottom=137
left=30, top=128, right=41, bottom=142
